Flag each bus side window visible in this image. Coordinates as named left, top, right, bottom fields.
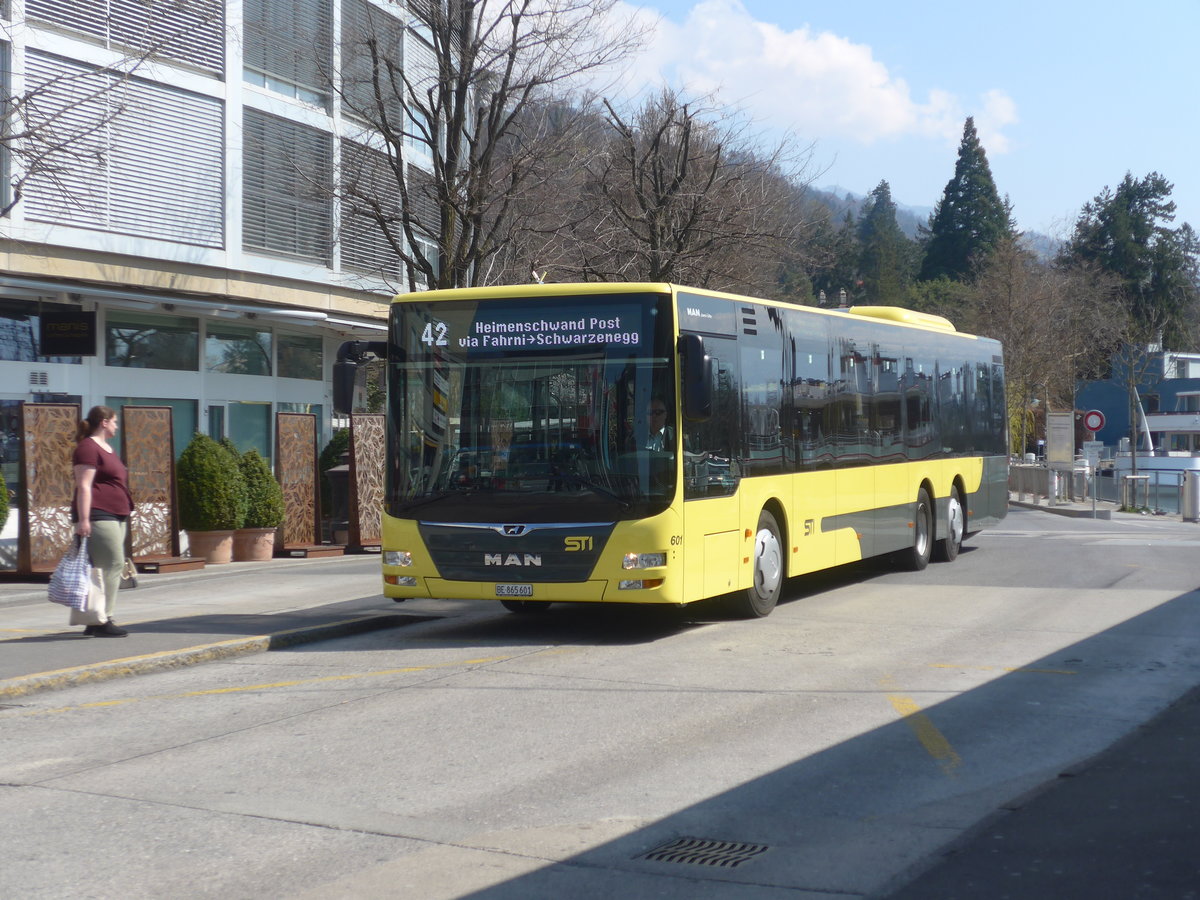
left=683, top=339, right=740, bottom=499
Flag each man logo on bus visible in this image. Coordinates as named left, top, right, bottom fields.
left=485, top=553, right=542, bottom=566
left=503, top=525, right=526, bottom=536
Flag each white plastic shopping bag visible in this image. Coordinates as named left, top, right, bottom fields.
left=68, top=567, right=109, bottom=626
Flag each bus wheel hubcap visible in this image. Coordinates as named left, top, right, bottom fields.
left=948, top=496, right=963, bottom=545
left=756, top=529, right=782, bottom=597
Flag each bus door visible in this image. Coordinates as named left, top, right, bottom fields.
left=680, top=336, right=742, bottom=600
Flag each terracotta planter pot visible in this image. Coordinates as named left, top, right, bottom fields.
left=186, top=529, right=235, bottom=564
left=233, top=527, right=277, bottom=562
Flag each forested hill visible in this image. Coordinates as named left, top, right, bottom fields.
left=814, top=184, right=1058, bottom=258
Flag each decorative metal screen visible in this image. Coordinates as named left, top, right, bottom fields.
left=349, top=413, right=384, bottom=547
left=276, top=413, right=319, bottom=547
left=19, top=403, right=80, bottom=573
left=121, top=406, right=179, bottom=560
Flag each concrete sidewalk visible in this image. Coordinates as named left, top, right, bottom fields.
left=0, top=553, right=428, bottom=700
left=0, top=498, right=1168, bottom=700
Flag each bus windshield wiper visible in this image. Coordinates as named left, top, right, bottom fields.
left=562, top=472, right=631, bottom=509
left=403, top=485, right=491, bottom=512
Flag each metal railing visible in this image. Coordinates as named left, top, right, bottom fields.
left=1010, top=462, right=1192, bottom=516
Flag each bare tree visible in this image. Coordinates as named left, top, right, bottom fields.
left=528, top=88, right=818, bottom=297
left=334, top=0, right=647, bottom=292
left=1, top=1, right=222, bottom=219
left=1106, top=309, right=1177, bottom=482
left=965, top=237, right=1123, bottom=454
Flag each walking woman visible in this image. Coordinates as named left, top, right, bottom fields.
left=72, top=406, right=133, bottom=636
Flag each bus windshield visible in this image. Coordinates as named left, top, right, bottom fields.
left=387, top=292, right=677, bottom=521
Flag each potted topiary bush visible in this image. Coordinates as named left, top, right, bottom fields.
left=234, top=449, right=285, bottom=561
left=176, top=433, right=247, bottom=564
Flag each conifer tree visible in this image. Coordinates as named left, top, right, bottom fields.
left=919, top=117, right=1013, bottom=282
left=1060, top=172, right=1199, bottom=348
left=809, top=210, right=861, bottom=305
left=857, top=180, right=913, bottom=305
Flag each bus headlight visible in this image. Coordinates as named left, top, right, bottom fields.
left=623, top=552, right=666, bottom=569
left=385, top=575, right=418, bottom=586
left=384, top=550, right=413, bottom=567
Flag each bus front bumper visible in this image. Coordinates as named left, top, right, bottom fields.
left=383, top=576, right=676, bottom=604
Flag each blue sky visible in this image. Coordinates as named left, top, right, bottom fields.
left=611, top=0, right=1197, bottom=239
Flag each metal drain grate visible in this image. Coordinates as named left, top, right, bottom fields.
left=639, top=836, right=770, bottom=869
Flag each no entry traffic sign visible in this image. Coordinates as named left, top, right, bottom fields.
left=1083, top=410, right=1105, bottom=432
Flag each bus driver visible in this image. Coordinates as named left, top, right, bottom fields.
left=645, top=397, right=674, bottom=451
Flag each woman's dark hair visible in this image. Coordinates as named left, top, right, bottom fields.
left=76, top=405, right=117, bottom=443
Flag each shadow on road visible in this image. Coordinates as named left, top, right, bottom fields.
left=438, top=584, right=1200, bottom=898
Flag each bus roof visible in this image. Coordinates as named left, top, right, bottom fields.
left=393, top=282, right=980, bottom=339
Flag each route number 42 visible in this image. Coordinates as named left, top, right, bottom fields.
left=421, top=321, right=449, bottom=346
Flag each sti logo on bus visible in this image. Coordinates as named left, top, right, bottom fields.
left=485, top=553, right=542, bottom=567
left=564, top=536, right=593, bottom=551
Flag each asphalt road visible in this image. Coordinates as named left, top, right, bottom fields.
left=3, top=508, right=1199, bottom=899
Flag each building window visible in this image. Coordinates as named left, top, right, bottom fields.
left=404, top=106, right=431, bottom=153
left=340, top=0, right=405, bottom=124
left=243, top=108, right=333, bottom=262
left=205, top=322, right=273, bottom=375
left=278, top=333, right=323, bottom=380
left=412, top=234, right=440, bottom=287
left=243, top=0, right=332, bottom=108
left=408, top=0, right=435, bottom=46
left=105, top=397, right=199, bottom=460
left=25, top=0, right=226, bottom=75
left=339, top=139, right=401, bottom=279
left=105, top=310, right=199, bottom=371
left=1, top=41, right=9, bottom=217
left=0, top=299, right=83, bottom=363
left=21, top=52, right=225, bottom=248
left=228, top=401, right=273, bottom=461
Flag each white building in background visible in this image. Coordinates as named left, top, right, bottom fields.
left=0, top=0, right=437, bottom=505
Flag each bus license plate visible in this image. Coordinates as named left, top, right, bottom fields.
left=496, top=584, right=533, bottom=597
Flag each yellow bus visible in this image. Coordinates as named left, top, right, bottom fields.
left=334, top=283, right=1008, bottom=617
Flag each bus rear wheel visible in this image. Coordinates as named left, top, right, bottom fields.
left=933, top=485, right=964, bottom=562
left=899, top=488, right=933, bottom=571
left=500, top=599, right=552, bottom=614
left=728, top=510, right=783, bottom=618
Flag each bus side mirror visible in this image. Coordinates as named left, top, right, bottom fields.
left=333, top=341, right=388, bottom=414
left=679, top=333, right=712, bottom=422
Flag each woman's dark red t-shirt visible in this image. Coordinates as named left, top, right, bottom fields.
left=73, top=439, right=133, bottom=518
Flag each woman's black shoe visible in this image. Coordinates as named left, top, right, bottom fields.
left=91, top=621, right=128, bottom=637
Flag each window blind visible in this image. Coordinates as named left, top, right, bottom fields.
left=243, top=107, right=333, bottom=261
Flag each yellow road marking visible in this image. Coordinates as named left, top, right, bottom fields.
left=927, top=663, right=1077, bottom=676
left=880, top=677, right=962, bottom=777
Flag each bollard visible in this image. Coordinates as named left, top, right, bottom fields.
left=1183, top=471, right=1200, bottom=523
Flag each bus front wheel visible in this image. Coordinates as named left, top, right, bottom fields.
left=500, top=600, right=552, bottom=614
left=900, top=488, right=933, bottom=571
left=729, top=510, right=784, bottom=618
left=933, top=485, right=964, bottom=562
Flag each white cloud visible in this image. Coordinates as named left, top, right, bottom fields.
left=615, top=0, right=1015, bottom=152
left=975, top=89, right=1019, bottom=154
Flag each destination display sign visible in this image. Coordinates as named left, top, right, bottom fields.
left=414, top=303, right=647, bottom=353
left=463, top=311, right=641, bottom=350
